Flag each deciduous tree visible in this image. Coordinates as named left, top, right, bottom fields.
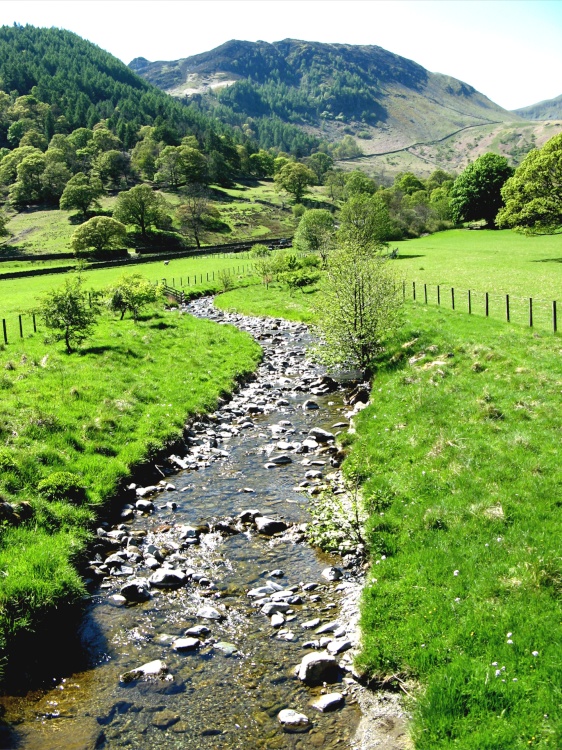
left=274, top=162, right=316, bottom=203
left=113, top=184, right=169, bottom=235
left=449, top=153, right=513, bottom=228
left=59, top=172, right=104, bottom=217
left=292, top=208, right=335, bottom=266
left=71, top=216, right=126, bottom=256
left=106, top=274, right=161, bottom=322
left=37, top=274, right=99, bottom=354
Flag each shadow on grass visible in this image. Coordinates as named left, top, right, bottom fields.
left=392, top=254, right=426, bottom=261
left=532, top=257, right=562, bottom=264
left=79, top=344, right=142, bottom=358
left=148, top=321, right=175, bottom=330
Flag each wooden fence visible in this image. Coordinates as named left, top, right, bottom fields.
left=403, top=280, right=559, bottom=333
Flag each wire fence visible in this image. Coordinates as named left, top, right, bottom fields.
left=404, top=280, right=559, bottom=333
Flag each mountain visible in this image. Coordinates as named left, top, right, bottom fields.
left=130, top=38, right=519, bottom=157
left=0, top=25, right=242, bottom=149
left=514, top=94, right=562, bottom=121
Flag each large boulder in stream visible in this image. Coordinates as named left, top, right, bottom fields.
left=296, top=652, right=340, bottom=686
left=120, top=659, right=168, bottom=684
left=120, top=579, right=152, bottom=603
left=255, top=516, right=288, bottom=536
left=149, top=569, right=186, bottom=589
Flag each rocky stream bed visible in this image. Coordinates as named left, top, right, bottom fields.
left=0, top=297, right=408, bottom=750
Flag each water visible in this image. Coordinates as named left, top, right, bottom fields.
left=0, top=298, right=363, bottom=750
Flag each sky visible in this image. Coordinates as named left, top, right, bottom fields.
left=0, top=0, right=561, bottom=111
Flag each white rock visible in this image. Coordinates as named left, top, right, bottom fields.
left=277, top=709, right=309, bottom=730
left=311, top=692, right=344, bottom=712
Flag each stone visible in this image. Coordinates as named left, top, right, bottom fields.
left=149, top=569, right=186, bottom=589
left=197, top=606, right=224, bottom=621
left=269, top=569, right=285, bottom=578
left=151, top=710, right=180, bottom=729
left=261, top=602, right=290, bottom=615
left=238, top=509, right=262, bottom=523
left=277, top=709, right=310, bottom=731
left=315, top=621, right=342, bottom=635
left=301, top=618, right=321, bottom=629
left=185, top=625, right=211, bottom=637
left=172, top=637, right=200, bottom=652
left=271, top=613, right=285, bottom=628
left=305, top=470, right=323, bottom=480
left=268, top=454, right=292, bottom=465
left=135, top=499, right=154, bottom=512
left=296, top=652, right=340, bottom=687
left=327, top=639, right=352, bottom=655
left=120, top=659, right=168, bottom=683
left=120, top=579, right=152, bottom=603
left=321, top=566, right=343, bottom=581
left=110, top=594, right=127, bottom=606
left=308, top=428, right=335, bottom=443
left=303, top=400, right=319, bottom=410
left=311, top=692, right=344, bottom=712
left=255, top=516, right=288, bottom=535
left=214, top=641, right=238, bottom=656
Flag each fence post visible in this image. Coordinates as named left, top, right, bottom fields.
left=413, top=281, right=416, bottom=301
left=2, top=319, right=7, bottom=345
left=451, top=288, right=455, bottom=310
left=553, top=301, right=558, bottom=333
left=18, top=315, right=23, bottom=339
left=468, top=289, right=471, bottom=314
left=437, top=285, right=440, bottom=305
left=402, top=281, right=405, bottom=301
left=485, top=292, right=489, bottom=317
left=424, top=283, right=427, bottom=304
left=206, top=272, right=209, bottom=281
left=88, top=292, right=92, bottom=308
left=506, top=294, right=510, bottom=323
left=213, top=271, right=215, bottom=280
left=33, top=314, right=37, bottom=333
left=529, top=297, right=533, bottom=328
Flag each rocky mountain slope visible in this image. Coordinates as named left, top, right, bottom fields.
left=515, top=93, right=562, bottom=121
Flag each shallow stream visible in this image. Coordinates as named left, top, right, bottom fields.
left=0, top=297, right=366, bottom=750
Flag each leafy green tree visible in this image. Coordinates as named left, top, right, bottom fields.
left=395, top=172, right=425, bottom=195
left=176, top=188, right=214, bottom=248
left=292, top=208, right=335, bottom=266
left=113, top=184, right=169, bottom=235
left=9, top=152, right=46, bottom=207
left=93, top=149, right=131, bottom=189
left=324, top=169, right=346, bottom=201
left=91, top=128, right=122, bottom=153
left=106, top=274, right=162, bottom=322
left=338, top=193, right=393, bottom=251
left=274, top=162, right=316, bottom=202
left=313, top=239, right=401, bottom=374
left=305, top=152, right=333, bottom=183
left=0, top=212, right=10, bottom=238
left=60, top=172, right=104, bottom=217
left=37, top=274, right=99, bottom=354
left=179, top=146, right=208, bottom=186
left=343, top=170, right=377, bottom=199
left=249, top=149, right=275, bottom=178
left=449, top=153, right=513, bottom=228
left=40, top=160, right=71, bottom=202
left=0, top=146, right=41, bottom=185
left=71, top=216, right=126, bottom=256
left=496, top=133, right=562, bottom=234
left=155, top=145, right=184, bottom=189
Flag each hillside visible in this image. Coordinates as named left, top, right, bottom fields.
left=0, top=25, right=241, bottom=149
left=130, top=38, right=519, bottom=156
left=514, top=93, right=562, bottom=121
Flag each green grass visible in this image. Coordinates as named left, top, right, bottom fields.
left=216, top=281, right=321, bottom=323
left=0, top=206, right=77, bottom=255
left=348, top=304, right=562, bottom=748
left=0, top=305, right=261, bottom=649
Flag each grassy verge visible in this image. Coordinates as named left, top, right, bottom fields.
left=0, top=305, right=261, bottom=650
left=348, top=304, right=562, bottom=748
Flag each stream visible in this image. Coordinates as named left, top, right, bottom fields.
left=0, top=297, right=372, bottom=750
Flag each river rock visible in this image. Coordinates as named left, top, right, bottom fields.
left=120, top=579, right=152, bottom=603
left=247, top=582, right=283, bottom=597
left=269, top=569, right=284, bottom=578
left=278, top=709, right=310, bottom=731
left=172, top=637, right=200, bottom=652
left=197, top=605, right=224, bottom=621
left=311, top=692, right=344, bottom=712
left=151, top=709, right=180, bottom=729
left=296, top=652, right=340, bottom=686
left=321, top=566, right=343, bottom=581
left=149, top=569, right=186, bottom=589
left=185, top=625, right=210, bottom=637
left=238, top=509, right=262, bottom=523
left=308, top=428, right=335, bottom=443
left=261, top=602, right=290, bottom=615
left=303, top=400, right=319, bottom=410
left=255, top=516, right=288, bottom=535
left=268, top=454, right=293, bottom=465
left=214, top=641, right=238, bottom=656
left=327, top=639, right=352, bottom=655
left=301, top=618, right=321, bottom=630
left=271, top=613, right=285, bottom=628
left=120, top=659, right=168, bottom=684
left=316, top=621, right=343, bottom=635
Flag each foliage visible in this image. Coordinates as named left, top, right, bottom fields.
left=496, top=133, right=562, bottom=234
left=37, top=471, right=87, bottom=504
left=176, top=187, right=214, bottom=248
left=217, top=267, right=234, bottom=291
left=449, top=153, right=513, bottom=228
left=292, top=208, right=335, bottom=265
left=274, top=162, right=316, bottom=202
left=113, top=184, right=169, bottom=235
left=313, top=239, right=402, bottom=373
left=106, top=273, right=162, bottom=322
left=36, top=274, right=99, bottom=353
left=250, top=243, right=271, bottom=258
left=338, top=193, right=393, bottom=251
left=59, top=172, right=104, bottom=216
left=281, top=268, right=321, bottom=295
left=71, top=216, right=126, bottom=256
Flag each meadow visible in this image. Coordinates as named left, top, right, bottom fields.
left=0, top=303, right=261, bottom=649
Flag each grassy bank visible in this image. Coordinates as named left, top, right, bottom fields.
left=0, top=305, right=261, bottom=649
left=215, top=281, right=321, bottom=323
left=349, top=305, right=562, bottom=748
left=215, top=282, right=562, bottom=747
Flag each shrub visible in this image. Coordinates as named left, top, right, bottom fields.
left=37, top=471, right=87, bottom=504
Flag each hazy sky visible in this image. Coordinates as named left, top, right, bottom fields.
left=1, top=0, right=561, bottom=110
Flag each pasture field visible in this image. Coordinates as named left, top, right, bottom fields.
left=0, top=304, right=261, bottom=650
left=215, top=282, right=562, bottom=748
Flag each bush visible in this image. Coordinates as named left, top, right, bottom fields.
left=37, top=471, right=87, bottom=504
